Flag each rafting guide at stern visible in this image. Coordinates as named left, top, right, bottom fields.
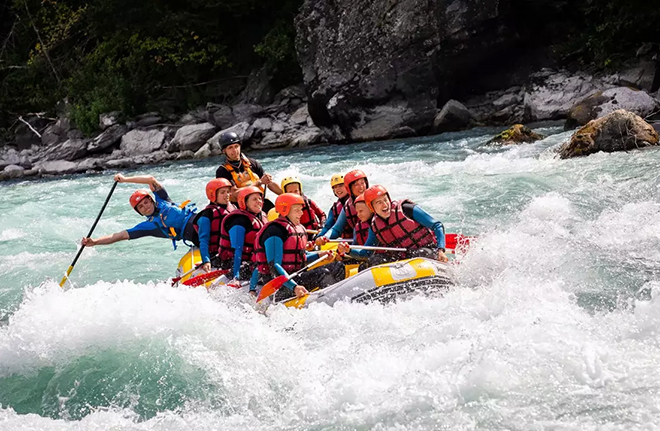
left=81, top=173, right=199, bottom=250
left=215, top=131, right=282, bottom=213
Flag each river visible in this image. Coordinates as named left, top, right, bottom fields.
left=2, top=125, right=660, bottom=429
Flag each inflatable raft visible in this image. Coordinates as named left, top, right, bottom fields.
left=279, top=257, right=456, bottom=308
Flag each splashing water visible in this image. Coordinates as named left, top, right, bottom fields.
left=2, top=126, right=660, bottom=429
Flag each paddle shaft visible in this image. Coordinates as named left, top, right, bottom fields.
left=59, top=181, right=118, bottom=287
left=350, top=245, right=407, bottom=252
left=327, top=239, right=353, bottom=243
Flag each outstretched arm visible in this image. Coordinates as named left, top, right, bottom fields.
left=114, top=173, right=162, bottom=192
left=82, top=230, right=129, bottom=246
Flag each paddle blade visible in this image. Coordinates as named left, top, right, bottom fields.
left=183, top=269, right=228, bottom=287
left=445, top=234, right=474, bottom=252
left=256, top=275, right=288, bottom=302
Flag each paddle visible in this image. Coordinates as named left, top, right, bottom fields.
left=183, top=269, right=230, bottom=287
left=59, top=181, right=118, bottom=288
left=327, top=239, right=353, bottom=243
left=445, top=233, right=474, bottom=251
left=256, top=253, right=333, bottom=302
left=349, top=245, right=407, bottom=252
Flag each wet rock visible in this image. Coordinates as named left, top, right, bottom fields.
left=120, top=129, right=165, bottom=156
left=207, top=122, right=251, bottom=148
left=44, top=138, right=89, bottom=161
left=559, top=109, right=659, bottom=159
left=76, top=158, right=105, bottom=172
left=487, top=124, right=544, bottom=146
left=37, top=160, right=79, bottom=175
left=433, top=100, right=474, bottom=133
left=274, top=85, right=307, bottom=104
left=3, top=165, right=24, bottom=179
left=99, top=111, right=122, bottom=130
left=566, top=87, right=658, bottom=129
left=167, top=123, right=216, bottom=152
left=614, top=59, right=657, bottom=92
left=88, top=124, right=129, bottom=152
left=40, top=117, right=71, bottom=147
left=523, top=70, right=610, bottom=122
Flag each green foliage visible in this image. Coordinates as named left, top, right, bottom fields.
left=0, top=0, right=303, bottom=132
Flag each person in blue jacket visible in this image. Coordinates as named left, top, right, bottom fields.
left=81, top=173, right=198, bottom=249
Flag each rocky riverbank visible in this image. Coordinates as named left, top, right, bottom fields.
left=2, top=66, right=659, bottom=182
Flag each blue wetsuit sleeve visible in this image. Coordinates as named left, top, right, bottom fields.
left=324, top=209, right=347, bottom=240
left=318, top=209, right=336, bottom=237
left=229, top=225, right=247, bottom=280
left=264, top=236, right=297, bottom=290
left=349, top=228, right=377, bottom=258
left=411, top=205, right=446, bottom=250
left=197, top=217, right=212, bottom=263
left=126, top=221, right=168, bottom=240
left=249, top=268, right=259, bottom=292
left=154, top=187, right=171, bottom=203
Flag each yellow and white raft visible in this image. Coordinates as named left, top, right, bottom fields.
left=280, top=257, right=456, bottom=308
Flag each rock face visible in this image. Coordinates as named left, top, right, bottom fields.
left=295, top=0, right=512, bottom=142
left=523, top=70, right=610, bottom=122
left=565, top=87, right=658, bottom=129
left=487, top=124, right=544, bottom=146
left=559, top=109, right=659, bottom=159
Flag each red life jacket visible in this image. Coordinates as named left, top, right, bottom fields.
left=300, top=195, right=322, bottom=231
left=192, top=202, right=236, bottom=255
left=331, top=197, right=353, bottom=239
left=343, top=196, right=359, bottom=232
left=354, top=219, right=371, bottom=246
left=370, top=200, right=436, bottom=256
left=218, top=209, right=268, bottom=264
left=253, top=217, right=308, bottom=275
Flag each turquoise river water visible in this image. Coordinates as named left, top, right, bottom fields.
left=1, top=126, right=660, bottom=430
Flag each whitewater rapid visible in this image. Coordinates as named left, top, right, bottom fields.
left=2, top=126, right=660, bottom=429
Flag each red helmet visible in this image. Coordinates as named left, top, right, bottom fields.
left=344, top=169, right=369, bottom=195
left=206, top=178, right=232, bottom=202
left=237, top=186, right=263, bottom=210
left=275, top=193, right=304, bottom=217
left=354, top=193, right=366, bottom=204
left=129, top=190, right=152, bottom=212
left=363, top=185, right=389, bottom=212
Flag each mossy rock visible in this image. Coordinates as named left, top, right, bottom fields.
left=487, top=124, right=544, bottom=146
left=559, top=109, right=659, bottom=159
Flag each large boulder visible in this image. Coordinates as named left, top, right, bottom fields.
left=559, top=109, right=659, bottom=159
left=487, top=124, right=543, bottom=146
left=3, top=165, right=24, bottom=179
left=210, top=105, right=236, bottom=129
left=566, top=87, right=658, bottom=129
left=166, top=123, right=216, bottom=152
left=296, top=0, right=513, bottom=142
left=523, top=70, right=611, bottom=122
left=37, top=160, right=80, bottom=175
left=120, top=129, right=165, bottom=156
left=87, top=124, right=129, bottom=152
left=40, top=117, right=71, bottom=147
left=44, top=138, right=89, bottom=161
left=433, top=100, right=474, bottom=133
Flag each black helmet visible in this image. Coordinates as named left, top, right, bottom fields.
left=220, top=131, right=241, bottom=150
